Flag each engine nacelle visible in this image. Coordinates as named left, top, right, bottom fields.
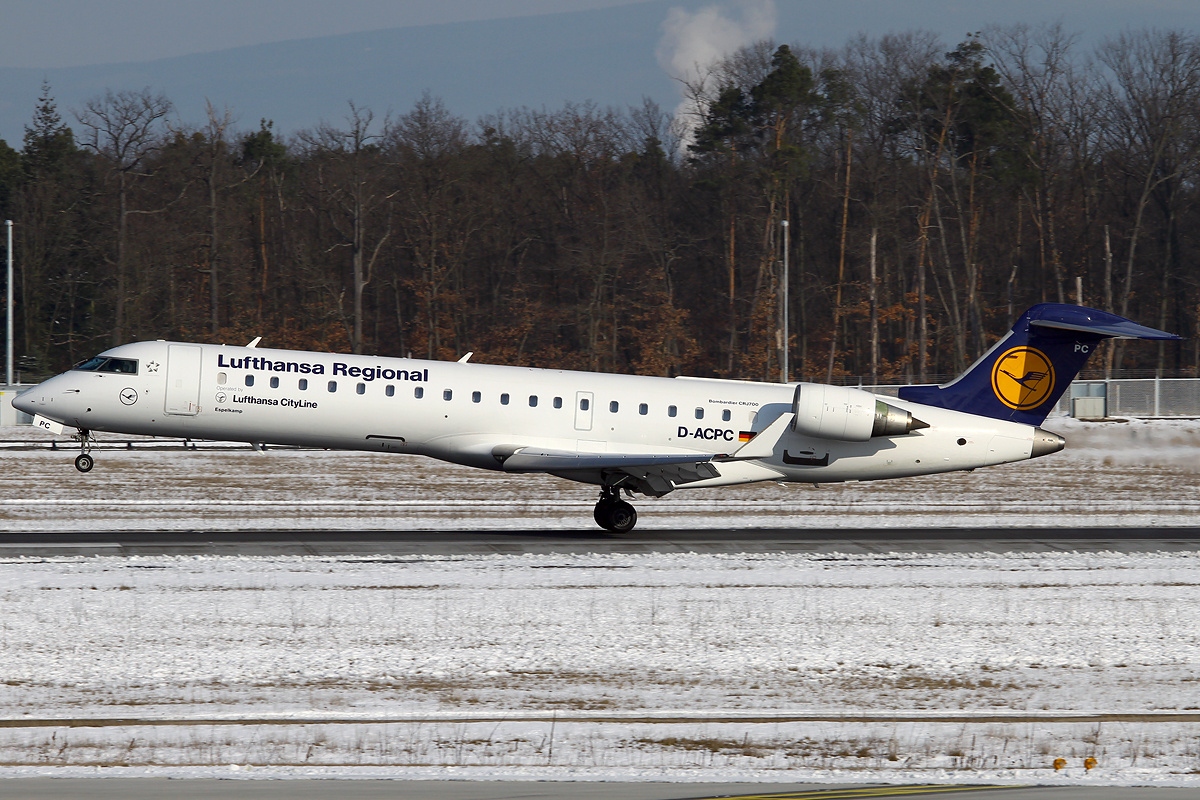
left=791, top=384, right=927, bottom=441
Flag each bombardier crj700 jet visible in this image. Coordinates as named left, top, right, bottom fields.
left=14, top=304, right=1180, bottom=532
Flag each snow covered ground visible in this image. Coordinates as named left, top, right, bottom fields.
left=0, top=418, right=1198, bottom=786
left=1, top=416, right=1199, bottom=531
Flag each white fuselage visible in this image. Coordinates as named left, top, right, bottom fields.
left=16, top=340, right=1045, bottom=491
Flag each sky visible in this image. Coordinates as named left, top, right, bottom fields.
left=2, top=0, right=1200, bottom=147
left=4, top=0, right=1200, bottom=70
left=0, top=0, right=650, bottom=68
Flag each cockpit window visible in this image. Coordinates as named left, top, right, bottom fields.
left=108, top=359, right=138, bottom=374
left=72, top=357, right=107, bottom=371
left=72, top=357, right=138, bottom=375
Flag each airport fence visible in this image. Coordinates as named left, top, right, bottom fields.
left=840, top=377, right=1200, bottom=418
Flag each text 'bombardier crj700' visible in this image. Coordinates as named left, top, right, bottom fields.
left=14, top=304, right=1180, bottom=532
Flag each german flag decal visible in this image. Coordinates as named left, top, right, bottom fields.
left=739, top=430, right=755, bottom=443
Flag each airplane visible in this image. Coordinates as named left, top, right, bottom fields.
left=12, top=303, right=1180, bottom=532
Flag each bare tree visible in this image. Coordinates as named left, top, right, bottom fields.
left=299, top=103, right=394, bottom=354
left=840, top=32, right=942, bottom=381
left=387, top=93, right=473, bottom=360
left=75, top=88, right=173, bottom=344
left=1098, top=30, right=1200, bottom=369
left=196, top=101, right=262, bottom=336
left=987, top=23, right=1080, bottom=308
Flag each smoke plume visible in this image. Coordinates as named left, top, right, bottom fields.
left=656, top=0, right=778, bottom=146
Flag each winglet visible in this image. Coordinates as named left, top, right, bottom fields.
left=246, top=336, right=262, bottom=349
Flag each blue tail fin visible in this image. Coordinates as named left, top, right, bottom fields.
left=898, top=304, right=1181, bottom=424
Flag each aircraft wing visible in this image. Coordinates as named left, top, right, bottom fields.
left=495, top=447, right=722, bottom=496
left=498, top=448, right=721, bottom=473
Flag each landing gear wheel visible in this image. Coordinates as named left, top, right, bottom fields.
left=605, top=500, right=637, bottom=533
left=593, top=500, right=613, bottom=529
left=74, top=453, right=94, bottom=473
left=594, top=496, right=637, bottom=533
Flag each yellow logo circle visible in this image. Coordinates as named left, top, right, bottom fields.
left=991, top=346, right=1056, bottom=410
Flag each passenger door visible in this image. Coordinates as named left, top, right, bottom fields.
left=164, top=345, right=202, bottom=415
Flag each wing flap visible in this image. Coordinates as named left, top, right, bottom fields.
left=494, top=446, right=724, bottom=497
left=498, top=447, right=719, bottom=474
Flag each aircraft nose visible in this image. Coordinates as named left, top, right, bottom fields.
left=11, top=376, right=80, bottom=420
left=12, top=386, right=39, bottom=415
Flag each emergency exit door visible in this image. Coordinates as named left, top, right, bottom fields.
left=574, top=391, right=594, bottom=431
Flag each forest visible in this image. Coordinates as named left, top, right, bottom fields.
left=1, top=24, right=1198, bottom=384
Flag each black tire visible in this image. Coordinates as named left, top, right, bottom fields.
left=74, top=453, right=94, bottom=473
left=593, top=500, right=612, bottom=529
left=605, top=500, right=637, bottom=533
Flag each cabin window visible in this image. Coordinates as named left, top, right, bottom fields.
left=580, top=398, right=589, bottom=411
left=609, top=401, right=619, bottom=413
left=414, top=386, right=424, bottom=399
left=270, top=376, right=279, bottom=389
left=668, top=405, right=677, bottom=417
left=443, top=389, right=453, bottom=401
left=639, top=403, right=648, bottom=415
left=245, top=375, right=255, bottom=387
left=501, top=393, right=510, bottom=405
left=553, top=396, right=563, bottom=409
left=472, top=391, right=481, bottom=403
left=298, top=378, right=308, bottom=391
left=722, top=409, right=731, bottom=421
left=217, top=372, right=227, bottom=384
left=385, top=385, right=395, bottom=397
left=327, top=381, right=337, bottom=393
left=694, top=407, right=704, bottom=419
left=356, top=383, right=366, bottom=395
left=529, top=395, right=538, bottom=407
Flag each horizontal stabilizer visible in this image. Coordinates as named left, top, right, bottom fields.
left=1028, top=306, right=1180, bottom=341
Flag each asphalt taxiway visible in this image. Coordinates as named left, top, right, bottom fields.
left=0, top=527, right=1198, bottom=558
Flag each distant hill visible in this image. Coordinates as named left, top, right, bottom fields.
left=5, top=0, right=1200, bottom=147
left=0, top=2, right=682, bottom=144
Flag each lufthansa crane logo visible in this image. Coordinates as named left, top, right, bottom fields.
left=991, top=346, right=1055, bottom=410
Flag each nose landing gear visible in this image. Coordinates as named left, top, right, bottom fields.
left=593, top=486, right=637, bottom=533
left=73, top=429, right=95, bottom=473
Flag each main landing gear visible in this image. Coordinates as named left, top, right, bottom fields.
left=593, top=486, right=637, bottom=533
left=74, top=429, right=95, bottom=473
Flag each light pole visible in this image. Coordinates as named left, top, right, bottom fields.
left=5, top=219, right=12, bottom=387
left=780, top=218, right=789, bottom=384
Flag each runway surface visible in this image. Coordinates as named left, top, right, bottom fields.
left=1, top=527, right=1198, bottom=557
left=4, top=778, right=1198, bottom=798
left=5, top=528, right=1197, bottom=797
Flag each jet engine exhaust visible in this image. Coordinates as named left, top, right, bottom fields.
left=873, top=400, right=928, bottom=437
